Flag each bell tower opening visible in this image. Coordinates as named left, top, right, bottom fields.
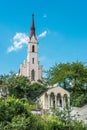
left=32, top=45, right=35, bottom=52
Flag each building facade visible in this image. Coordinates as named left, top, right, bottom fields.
left=19, top=14, right=42, bottom=82
left=38, top=84, right=70, bottom=110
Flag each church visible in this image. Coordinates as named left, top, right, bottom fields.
left=19, top=14, right=70, bottom=110
left=19, top=14, right=42, bottom=82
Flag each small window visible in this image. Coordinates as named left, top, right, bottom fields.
left=31, top=70, right=35, bottom=81
left=32, top=58, right=34, bottom=64
left=32, top=45, right=35, bottom=52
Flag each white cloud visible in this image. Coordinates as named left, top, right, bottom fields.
left=7, top=32, right=29, bottom=52
left=43, top=14, right=47, bottom=18
left=37, top=30, right=47, bottom=39
left=7, top=30, right=47, bottom=52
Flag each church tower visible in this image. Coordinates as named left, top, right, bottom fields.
left=19, top=14, right=42, bottom=82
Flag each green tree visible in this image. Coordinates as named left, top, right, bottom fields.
left=0, top=96, right=35, bottom=130
left=1, top=72, right=30, bottom=99
left=26, top=82, right=47, bottom=101
left=46, top=61, right=87, bottom=106
left=47, top=62, right=87, bottom=89
left=0, top=72, right=47, bottom=102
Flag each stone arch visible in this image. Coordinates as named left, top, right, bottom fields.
left=50, top=92, right=55, bottom=108
left=56, top=93, right=61, bottom=107
left=64, top=94, right=68, bottom=107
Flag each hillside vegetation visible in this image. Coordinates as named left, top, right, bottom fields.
left=0, top=61, right=87, bottom=129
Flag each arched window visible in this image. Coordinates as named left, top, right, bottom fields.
left=32, top=58, right=34, bottom=64
left=32, top=45, right=35, bottom=52
left=31, top=70, right=35, bottom=81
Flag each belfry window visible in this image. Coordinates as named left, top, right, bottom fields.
left=32, top=45, right=35, bottom=52
left=31, top=70, right=35, bottom=81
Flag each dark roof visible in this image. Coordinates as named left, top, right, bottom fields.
left=30, top=14, right=36, bottom=40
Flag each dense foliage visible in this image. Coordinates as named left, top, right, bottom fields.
left=0, top=97, right=35, bottom=130
left=0, top=97, right=87, bottom=130
left=0, top=72, right=47, bottom=102
left=27, top=82, right=47, bottom=101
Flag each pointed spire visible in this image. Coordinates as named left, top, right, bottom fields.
left=30, top=14, right=36, bottom=40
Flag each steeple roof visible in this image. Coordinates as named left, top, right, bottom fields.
left=30, top=14, right=36, bottom=40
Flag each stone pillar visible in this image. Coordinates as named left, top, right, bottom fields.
left=61, top=96, right=64, bottom=108
left=55, top=94, right=57, bottom=108
left=67, top=96, right=70, bottom=107
left=57, top=97, right=60, bottom=107
left=64, top=96, right=66, bottom=107
left=48, top=94, right=50, bottom=109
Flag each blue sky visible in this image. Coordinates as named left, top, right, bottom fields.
left=0, top=0, right=87, bottom=75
